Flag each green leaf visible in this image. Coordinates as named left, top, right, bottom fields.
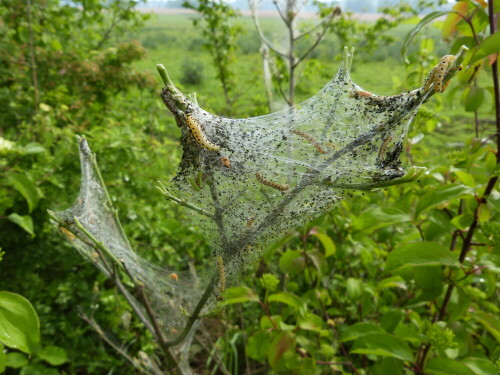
left=462, top=357, right=499, bottom=375
left=7, top=214, right=35, bottom=237
left=372, top=357, right=404, bottom=375
left=279, top=250, right=305, bottom=277
left=20, top=142, right=45, bottom=154
left=268, top=331, right=295, bottom=369
left=413, top=266, right=444, bottom=302
left=298, top=312, right=324, bottom=332
left=402, top=11, right=453, bottom=64
left=385, top=242, right=459, bottom=273
left=0, top=344, right=5, bottom=373
left=268, top=292, right=304, bottom=309
left=470, top=32, right=500, bottom=65
left=346, top=277, right=363, bottom=300
left=221, top=286, right=259, bottom=305
left=453, top=170, right=475, bottom=187
left=247, top=331, right=272, bottom=361
left=463, top=86, right=485, bottom=112
left=451, top=213, right=474, bottom=230
left=20, top=363, right=59, bottom=375
left=5, top=352, right=28, bottom=368
left=352, top=207, right=411, bottom=233
left=0, top=291, right=40, bottom=353
left=311, top=232, right=336, bottom=257
left=472, top=311, right=500, bottom=341
left=308, top=251, right=328, bottom=278
left=416, top=184, right=471, bottom=216
left=39, top=345, right=68, bottom=366
left=377, top=276, right=407, bottom=291
left=340, top=322, right=385, bottom=342
left=351, top=333, right=413, bottom=361
left=426, top=358, right=476, bottom=375
left=6, top=173, right=40, bottom=213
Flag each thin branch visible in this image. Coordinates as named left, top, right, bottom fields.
left=26, top=0, right=39, bottom=114
left=249, top=1, right=288, bottom=58
left=198, top=324, right=231, bottom=375
left=157, top=181, right=215, bottom=219
left=121, top=263, right=180, bottom=371
left=79, top=309, right=150, bottom=374
left=272, top=0, right=289, bottom=26
left=294, top=12, right=337, bottom=67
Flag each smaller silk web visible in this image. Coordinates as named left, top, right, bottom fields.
left=51, top=47, right=434, bottom=371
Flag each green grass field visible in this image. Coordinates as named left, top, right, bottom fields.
left=125, top=13, right=495, bottom=159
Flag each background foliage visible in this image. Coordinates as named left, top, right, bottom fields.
left=0, top=0, right=498, bottom=374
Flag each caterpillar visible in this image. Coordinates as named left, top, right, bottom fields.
left=290, top=129, right=326, bottom=154
left=423, top=55, right=461, bottom=93
left=59, top=227, right=76, bottom=241
left=217, top=255, right=225, bottom=296
left=377, top=136, right=393, bottom=164
left=246, top=216, right=255, bottom=227
left=220, top=156, right=231, bottom=168
left=255, top=172, right=289, bottom=192
left=185, top=109, right=220, bottom=151
left=351, top=89, right=374, bottom=99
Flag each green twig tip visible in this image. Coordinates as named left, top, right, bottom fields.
left=156, top=64, right=171, bottom=86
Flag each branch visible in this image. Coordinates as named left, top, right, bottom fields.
left=295, top=7, right=339, bottom=41
left=272, top=0, right=290, bottom=26
left=249, top=0, right=288, bottom=58
left=157, top=181, right=215, bottom=219
left=79, top=309, right=151, bottom=374
left=294, top=14, right=334, bottom=68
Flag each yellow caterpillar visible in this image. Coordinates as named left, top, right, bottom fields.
left=290, top=129, right=326, bottom=154
left=255, top=172, right=289, bottom=192
left=185, top=109, right=220, bottom=151
left=217, top=255, right=225, bottom=296
left=423, top=55, right=461, bottom=93
left=377, top=136, right=392, bottom=164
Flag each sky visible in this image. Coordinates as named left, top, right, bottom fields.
left=140, top=0, right=454, bottom=12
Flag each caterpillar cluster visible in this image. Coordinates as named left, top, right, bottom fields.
left=423, top=55, right=461, bottom=93
left=185, top=110, right=220, bottom=151
left=290, top=129, right=326, bottom=154
left=255, top=172, right=290, bottom=192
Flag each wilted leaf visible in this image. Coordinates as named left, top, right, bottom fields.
left=268, top=331, right=295, bottom=369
